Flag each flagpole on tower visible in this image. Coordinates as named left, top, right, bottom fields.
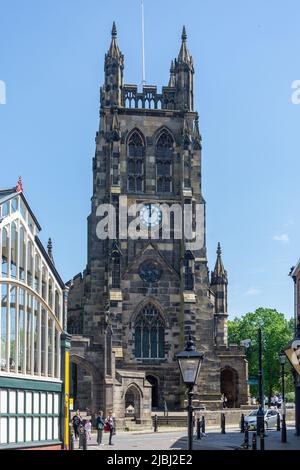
left=141, top=0, right=146, bottom=86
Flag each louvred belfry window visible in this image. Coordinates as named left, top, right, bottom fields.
left=134, top=304, right=165, bottom=359
left=127, top=131, right=145, bottom=192
left=156, top=132, right=173, bottom=193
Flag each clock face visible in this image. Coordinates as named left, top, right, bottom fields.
left=139, top=261, right=162, bottom=283
left=140, top=204, right=162, bottom=228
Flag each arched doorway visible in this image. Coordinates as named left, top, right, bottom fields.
left=146, top=375, right=159, bottom=409
left=69, top=354, right=102, bottom=414
left=221, top=367, right=239, bottom=408
left=125, top=385, right=142, bottom=421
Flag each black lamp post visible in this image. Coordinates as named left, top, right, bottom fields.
left=176, top=335, right=204, bottom=451
left=279, top=352, right=287, bottom=442
left=256, top=328, right=265, bottom=441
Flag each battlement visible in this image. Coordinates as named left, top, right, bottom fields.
left=122, top=84, right=176, bottom=110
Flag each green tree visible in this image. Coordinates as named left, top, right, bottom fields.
left=228, top=308, right=294, bottom=401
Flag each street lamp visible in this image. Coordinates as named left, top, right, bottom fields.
left=176, top=335, right=204, bottom=451
left=279, top=352, right=287, bottom=443
left=255, top=328, right=266, bottom=451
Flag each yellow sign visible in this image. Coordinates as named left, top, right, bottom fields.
left=69, top=398, right=74, bottom=411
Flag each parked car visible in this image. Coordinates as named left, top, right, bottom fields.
left=244, top=408, right=280, bottom=430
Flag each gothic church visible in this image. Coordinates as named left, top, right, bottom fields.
left=67, top=24, right=248, bottom=425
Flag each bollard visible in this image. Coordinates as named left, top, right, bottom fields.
left=221, top=413, right=226, bottom=434
left=252, top=432, right=257, bottom=450
left=153, top=414, right=158, bottom=432
left=69, top=431, right=74, bottom=451
left=201, top=416, right=205, bottom=434
left=196, top=418, right=201, bottom=440
left=277, top=412, right=281, bottom=431
left=281, top=414, right=287, bottom=443
left=78, top=425, right=84, bottom=449
left=259, top=429, right=265, bottom=451
left=243, top=425, right=249, bottom=449
left=240, top=414, right=245, bottom=433
left=82, top=429, right=87, bottom=451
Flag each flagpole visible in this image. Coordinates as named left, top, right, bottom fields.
left=141, top=0, right=146, bottom=85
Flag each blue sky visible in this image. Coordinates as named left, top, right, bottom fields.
left=0, top=0, right=299, bottom=319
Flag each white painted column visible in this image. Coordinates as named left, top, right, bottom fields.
left=0, top=283, right=2, bottom=368
left=15, top=286, right=19, bottom=374
left=31, top=297, right=35, bottom=375
left=7, top=222, right=11, bottom=278
left=51, top=322, right=55, bottom=378
left=45, top=312, right=48, bottom=377
left=16, top=219, right=20, bottom=281
left=6, top=285, right=10, bottom=372
left=23, top=290, right=27, bottom=374
left=57, top=330, right=61, bottom=380
left=38, top=302, right=42, bottom=376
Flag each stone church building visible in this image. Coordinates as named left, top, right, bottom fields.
left=67, top=24, right=249, bottom=425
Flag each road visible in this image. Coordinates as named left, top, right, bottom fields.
left=75, top=427, right=300, bottom=451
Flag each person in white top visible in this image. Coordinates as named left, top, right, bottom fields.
left=84, top=419, right=92, bottom=440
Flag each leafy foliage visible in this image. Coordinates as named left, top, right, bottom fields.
left=228, top=308, right=295, bottom=399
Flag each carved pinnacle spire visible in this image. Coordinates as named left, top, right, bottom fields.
left=47, top=238, right=55, bottom=265
left=212, top=242, right=227, bottom=280
left=168, top=60, right=175, bottom=87
left=108, top=22, right=121, bottom=59
left=178, top=25, right=192, bottom=64
left=112, top=21, right=117, bottom=38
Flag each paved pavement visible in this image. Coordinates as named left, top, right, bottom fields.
left=74, top=427, right=300, bottom=451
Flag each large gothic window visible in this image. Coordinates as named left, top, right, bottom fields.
left=127, top=131, right=145, bottom=192
left=156, top=131, right=173, bottom=193
left=134, top=304, right=165, bottom=359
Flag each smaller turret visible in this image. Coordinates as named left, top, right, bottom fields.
left=174, top=26, right=194, bottom=111
left=211, top=243, right=228, bottom=346
left=101, top=22, right=124, bottom=108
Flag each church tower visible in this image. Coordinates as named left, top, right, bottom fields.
left=67, top=24, right=249, bottom=420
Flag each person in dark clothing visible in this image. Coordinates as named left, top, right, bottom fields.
left=96, top=410, right=105, bottom=445
left=72, top=409, right=82, bottom=440
left=105, top=410, right=116, bottom=445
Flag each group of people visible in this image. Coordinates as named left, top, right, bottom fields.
left=270, top=394, right=283, bottom=408
left=72, top=409, right=116, bottom=446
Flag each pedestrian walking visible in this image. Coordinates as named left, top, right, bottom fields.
left=72, top=409, right=82, bottom=440
left=85, top=419, right=92, bottom=440
left=96, top=410, right=105, bottom=446
left=105, top=410, right=116, bottom=446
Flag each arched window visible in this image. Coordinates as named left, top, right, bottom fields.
left=111, top=252, right=121, bottom=288
left=27, top=241, right=33, bottom=287
left=2, top=228, right=8, bottom=277
left=156, top=131, right=173, bottom=193
left=10, top=222, right=18, bottom=278
left=19, top=226, right=26, bottom=281
left=134, top=304, right=165, bottom=359
left=127, top=131, right=145, bottom=192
